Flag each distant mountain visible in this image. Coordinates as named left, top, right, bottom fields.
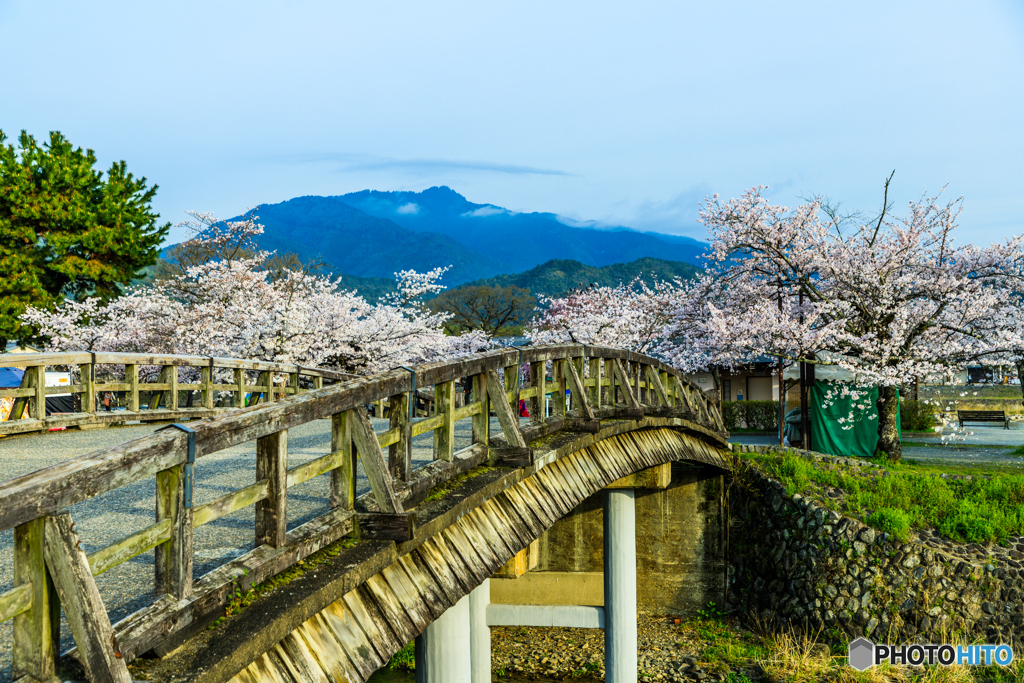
left=450, top=257, right=701, bottom=298
left=339, top=187, right=709, bottom=273
left=232, top=196, right=498, bottom=283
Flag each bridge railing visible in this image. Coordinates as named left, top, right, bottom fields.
left=0, top=351, right=356, bottom=435
left=0, top=343, right=724, bottom=682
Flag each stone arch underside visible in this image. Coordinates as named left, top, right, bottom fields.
left=191, top=426, right=730, bottom=683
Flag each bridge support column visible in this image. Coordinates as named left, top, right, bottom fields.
left=415, top=592, right=472, bottom=683
left=603, top=488, right=637, bottom=683
left=469, top=578, right=491, bottom=683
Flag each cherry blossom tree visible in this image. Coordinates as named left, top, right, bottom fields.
left=695, top=176, right=1024, bottom=460
left=23, top=212, right=490, bottom=378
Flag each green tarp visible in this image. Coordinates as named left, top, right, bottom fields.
left=809, top=381, right=899, bottom=459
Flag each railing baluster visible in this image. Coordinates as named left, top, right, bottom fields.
left=126, top=364, right=139, bottom=412
left=434, top=381, right=455, bottom=461
left=11, top=518, right=59, bottom=682
left=234, top=368, right=245, bottom=407
left=589, top=358, right=602, bottom=409
left=81, top=361, right=96, bottom=414
left=552, top=360, right=566, bottom=418
left=503, top=363, right=520, bottom=416
left=255, top=429, right=288, bottom=548
left=388, top=392, right=410, bottom=481
left=155, top=460, right=192, bottom=599
left=529, top=361, right=545, bottom=420
left=330, top=411, right=355, bottom=510
left=472, top=372, right=490, bottom=445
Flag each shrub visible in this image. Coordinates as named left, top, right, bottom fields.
left=900, top=398, right=938, bottom=432
left=866, top=508, right=912, bottom=541
left=721, top=400, right=779, bottom=431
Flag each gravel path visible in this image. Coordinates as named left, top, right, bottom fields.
left=0, top=414, right=519, bottom=682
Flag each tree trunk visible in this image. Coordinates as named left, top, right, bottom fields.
left=1016, top=360, right=1024, bottom=409
left=876, top=385, right=902, bottom=461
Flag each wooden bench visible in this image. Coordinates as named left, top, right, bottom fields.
left=957, top=410, right=1010, bottom=429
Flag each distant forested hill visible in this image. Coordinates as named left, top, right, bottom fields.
left=450, top=257, right=701, bottom=298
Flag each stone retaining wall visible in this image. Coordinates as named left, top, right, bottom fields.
left=727, top=444, right=1024, bottom=645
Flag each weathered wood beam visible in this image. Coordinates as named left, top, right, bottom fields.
left=356, top=512, right=416, bottom=541
left=12, top=517, right=60, bottom=682
left=433, top=380, right=455, bottom=462
left=43, top=513, right=133, bottom=683
left=562, top=358, right=596, bottom=420
left=349, top=407, right=404, bottom=513
left=256, top=430, right=288, bottom=549
left=485, top=369, right=527, bottom=449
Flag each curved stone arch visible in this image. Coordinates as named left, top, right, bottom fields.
left=216, top=424, right=731, bottom=683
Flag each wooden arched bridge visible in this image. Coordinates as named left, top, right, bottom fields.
left=0, top=344, right=731, bottom=683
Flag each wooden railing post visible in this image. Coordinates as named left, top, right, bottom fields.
left=289, top=372, right=299, bottom=396
left=255, top=429, right=288, bottom=548
left=234, top=368, right=245, bottom=407
left=503, top=363, right=520, bottom=416
left=201, top=361, right=215, bottom=409
left=472, top=373, right=490, bottom=445
left=589, top=358, right=602, bottom=409
left=529, top=361, right=545, bottom=420
left=313, top=376, right=323, bottom=390
left=552, top=360, right=566, bottom=418
left=9, top=367, right=35, bottom=421
left=330, top=412, right=355, bottom=510
left=434, top=381, right=455, bottom=461
left=388, top=392, right=410, bottom=481
left=12, top=518, right=60, bottom=682
left=125, top=364, right=139, bottom=412
left=81, top=361, right=96, bottom=414
left=155, top=461, right=193, bottom=599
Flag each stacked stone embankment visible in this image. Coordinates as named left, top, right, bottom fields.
left=728, top=444, right=1024, bottom=645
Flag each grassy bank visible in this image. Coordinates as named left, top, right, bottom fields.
left=742, top=451, right=1024, bottom=544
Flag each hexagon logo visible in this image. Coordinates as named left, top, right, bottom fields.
left=848, top=637, right=875, bottom=671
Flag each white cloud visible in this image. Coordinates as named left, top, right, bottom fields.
left=462, top=205, right=507, bottom=218
left=396, top=202, right=420, bottom=214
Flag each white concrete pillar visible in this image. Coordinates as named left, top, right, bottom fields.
left=415, top=592, right=472, bottom=683
left=469, top=579, right=491, bottom=683
left=603, top=488, right=637, bottom=683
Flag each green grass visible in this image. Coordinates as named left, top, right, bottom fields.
left=389, top=642, right=415, bottom=670
left=745, top=451, right=1024, bottom=544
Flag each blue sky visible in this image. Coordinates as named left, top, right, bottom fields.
left=2, top=0, right=1023, bottom=246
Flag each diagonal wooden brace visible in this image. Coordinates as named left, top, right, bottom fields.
left=43, top=513, right=132, bottom=683
left=349, top=407, right=404, bottom=513
left=645, top=365, right=671, bottom=406
left=562, top=359, right=596, bottom=421
left=486, top=369, right=527, bottom=448
left=612, top=359, right=642, bottom=415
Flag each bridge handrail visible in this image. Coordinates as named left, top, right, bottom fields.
left=0, top=351, right=356, bottom=436
left=0, top=343, right=725, bottom=680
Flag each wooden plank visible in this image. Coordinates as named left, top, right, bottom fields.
left=155, top=459, right=192, bottom=601
left=519, top=344, right=582, bottom=363
left=396, top=552, right=450, bottom=619
left=256, top=430, right=288, bottom=548
left=375, top=425, right=402, bottom=449
left=470, top=504, right=520, bottom=558
left=440, top=527, right=489, bottom=586
left=341, top=589, right=404, bottom=661
left=485, top=369, right=527, bottom=448
left=551, top=360, right=566, bottom=418
left=504, top=363, right=521, bottom=421
left=380, top=562, right=432, bottom=632
left=11, top=518, right=59, bottom=682
left=89, top=518, right=172, bottom=577
left=311, top=609, right=378, bottom=681
left=464, top=507, right=515, bottom=563
left=412, top=348, right=518, bottom=387
left=551, top=460, right=588, bottom=504
left=451, top=399, right=483, bottom=422
left=295, top=618, right=363, bottom=683
left=412, top=539, right=464, bottom=603
left=361, top=575, right=418, bottom=645
left=646, top=365, right=670, bottom=406
left=356, top=512, right=416, bottom=541
left=409, top=412, right=444, bottom=437
left=388, top=391, right=410, bottom=481
left=349, top=407, right=403, bottom=513
left=330, top=412, right=354, bottom=511
left=1, top=351, right=93, bottom=366
left=277, top=634, right=330, bottom=683
left=318, top=602, right=383, bottom=678
left=488, top=446, right=533, bottom=468
left=520, top=477, right=564, bottom=524
left=433, top=380, right=455, bottom=462
left=531, top=470, right=573, bottom=517
left=43, top=513, right=132, bottom=683
left=0, top=583, right=33, bottom=623
left=500, top=486, right=550, bottom=535
left=287, top=449, right=346, bottom=489
left=194, top=480, right=269, bottom=527
left=492, top=491, right=543, bottom=544
left=453, top=516, right=502, bottom=572
left=8, top=366, right=33, bottom=423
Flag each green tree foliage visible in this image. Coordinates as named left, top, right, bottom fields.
left=429, top=284, right=535, bottom=336
left=0, top=130, right=169, bottom=348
